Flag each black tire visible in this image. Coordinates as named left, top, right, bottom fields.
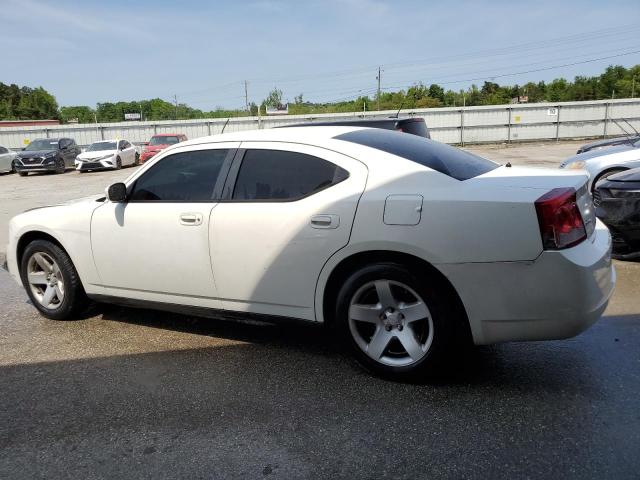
left=335, top=262, right=458, bottom=381
left=116, top=156, right=122, bottom=169
left=10, top=160, right=16, bottom=173
left=592, top=168, right=626, bottom=192
left=20, top=240, right=90, bottom=320
left=56, top=157, right=65, bottom=174
left=18, top=171, right=27, bottom=177
left=134, top=153, right=140, bottom=166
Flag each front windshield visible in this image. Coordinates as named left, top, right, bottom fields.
left=25, top=139, right=59, bottom=151
left=149, top=136, right=180, bottom=146
left=87, top=141, right=117, bottom=151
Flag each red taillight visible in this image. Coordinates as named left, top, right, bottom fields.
left=535, top=187, right=587, bottom=250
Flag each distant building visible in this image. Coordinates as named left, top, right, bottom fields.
left=0, top=119, right=60, bottom=128
left=510, top=96, right=529, bottom=104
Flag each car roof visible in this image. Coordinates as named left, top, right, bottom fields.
left=179, top=125, right=364, bottom=148
left=152, top=133, right=184, bottom=136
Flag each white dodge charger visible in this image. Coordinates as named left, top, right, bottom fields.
left=6, top=127, right=616, bottom=379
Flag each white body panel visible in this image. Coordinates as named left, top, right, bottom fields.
left=6, top=127, right=616, bottom=347
left=210, top=141, right=368, bottom=320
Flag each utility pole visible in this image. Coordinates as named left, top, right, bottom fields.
left=173, top=94, right=178, bottom=120
left=244, top=80, right=249, bottom=114
left=376, top=66, right=381, bottom=111
left=632, top=76, right=636, bottom=98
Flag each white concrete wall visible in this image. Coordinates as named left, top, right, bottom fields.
left=1, top=98, right=639, bottom=150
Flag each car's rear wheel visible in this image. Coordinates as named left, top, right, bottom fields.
left=20, top=240, right=89, bottom=320
left=116, top=156, right=122, bottom=169
left=134, top=152, right=140, bottom=166
left=335, top=263, right=456, bottom=380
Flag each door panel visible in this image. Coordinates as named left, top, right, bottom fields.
left=210, top=142, right=368, bottom=320
left=91, top=202, right=222, bottom=308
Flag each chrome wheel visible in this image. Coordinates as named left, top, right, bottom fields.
left=26, top=252, right=65, bottom=310
left=348, top=279, right=433, bottom=367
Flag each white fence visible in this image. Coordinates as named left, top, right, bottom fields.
left=1, top=98, right=639, bottom=150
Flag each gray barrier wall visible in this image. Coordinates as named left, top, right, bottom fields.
left=1, top=98, right=639, bottom=150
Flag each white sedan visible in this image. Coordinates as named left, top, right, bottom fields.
left=6, top=127, right=615, bottom=379
left=560, top=140, right=640, bottom=191
left=75, top=139, right=139, bottom=171
left=0, top=144, right=18, bottom=173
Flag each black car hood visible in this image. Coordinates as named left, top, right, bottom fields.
left=18, top=150, right=57, bottom=157
left=607, top=167, right=640, bottom=183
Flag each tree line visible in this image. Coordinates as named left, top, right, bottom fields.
left=1, top=64, right=638, bottom=123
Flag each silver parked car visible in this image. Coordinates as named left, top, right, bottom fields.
left=560, top=139, right=640, bottom=191
left=0, top=144, right=18, bottom=173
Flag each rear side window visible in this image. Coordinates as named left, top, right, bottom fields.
left=335, top=129, right=497, bottom=180
left=130, top=149, right=228, bottom=201
left=232, top=149, right=349, bottom=201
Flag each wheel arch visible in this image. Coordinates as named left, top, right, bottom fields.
left=591, top=165, right=630, bottom=190
left=16, top=230, right=69, bottom=271
left=318, top=249, right=472, bottom=342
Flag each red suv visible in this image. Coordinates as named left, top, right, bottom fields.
left=140, top=134, right=187, bottom=163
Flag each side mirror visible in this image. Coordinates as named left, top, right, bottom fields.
left=107, top=182, right=127, bottom=202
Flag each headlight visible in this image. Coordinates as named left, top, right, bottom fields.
left=567, top=160, right=586, bottom=170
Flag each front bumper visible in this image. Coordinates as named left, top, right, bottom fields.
left=15, top=161, right=58, bottom=173
left=76, top=159, right=116, bottom=171
left=139, top=152, right=158, bottom=163
left=439, top=220, right=616, bottom=345
left=595, top=195, right=640, bottom=252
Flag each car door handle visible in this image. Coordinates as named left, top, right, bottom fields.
left=179, top=213, right=203, bottom=226
left=311, top=214, right=339, bottom=229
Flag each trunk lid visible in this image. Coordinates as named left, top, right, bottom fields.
left=475, top=165, right=596, bottom=239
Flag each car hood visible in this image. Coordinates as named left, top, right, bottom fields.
left=607, top=167, right=640, bottom=183
left=143, top=145, right=170, bottom=152
left=23, top=194, right=105, bottom=213
left=17, top=150, right=56, bottom=158
left=78, top=150, right=117, bottom=160
left=578, top=136, right=640, bottom=153
left=562, top=143, right=637, bottom=166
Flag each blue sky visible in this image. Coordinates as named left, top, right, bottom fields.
left=1, top=0, right=639, bottom=109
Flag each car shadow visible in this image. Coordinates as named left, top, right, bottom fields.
left=90, top=302, right=622, bottom=391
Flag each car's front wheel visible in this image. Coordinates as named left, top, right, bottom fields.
left=20, top=240, right=89, bottom=320
left=335, top=263, right=456, bottom=380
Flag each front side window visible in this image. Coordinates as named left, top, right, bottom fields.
left=130, top=149, right=229, bottom=201
left=232, top=149, right=349, bottom=201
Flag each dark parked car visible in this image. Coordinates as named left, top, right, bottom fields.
left=594, top=167, right=640, bottom=259
left=15, top=138, right=81, bottom=176
left=281, top=117, right=430, bottom=138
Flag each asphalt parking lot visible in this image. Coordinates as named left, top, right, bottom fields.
left=0, top=141, right=639, bottom=479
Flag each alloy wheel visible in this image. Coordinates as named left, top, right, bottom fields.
left=26, top=252, right=65, bottom=310
left=348, top=279, right=433, bottom=367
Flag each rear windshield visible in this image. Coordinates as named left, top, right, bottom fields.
left=150, top=136, right=180, bottom=146
left=334, top=129, right=498, bottom=180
